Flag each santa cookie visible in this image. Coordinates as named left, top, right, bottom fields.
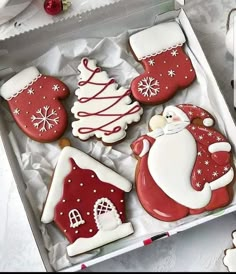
left=71, top=58, right=143, bottom=145
left=129, top=22, right=196, bottom=105
left=131, top=104, right=234, bottom=222
left=223, top=231, right=236, bottom=272
left=0, top=67, right=69, bottom=142
left=41, top=146, right=134, bottom=256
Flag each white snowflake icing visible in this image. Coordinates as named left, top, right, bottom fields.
left=212, top=171, right=218, bottom=177
left=171, top=49, right=178, bottom=57
left=52, top=84, right=60, bottom=91
left=197, top=169, right=202, bottom=175
left=196, top=182, right=201, bottom=188
left=148, top=59, right=155, bottom=66
left=189, top=111, right=193, bottom=116
left=31, top=106, right=59, bottom=132
left=201, top=112, right=206, bottom=117
left=27, top=88, right=34, bottom=95
left=168, top=70, right=176, bottom=77
left=208, top=132, right=213, bottom=136
left=199, top=135, right=204, bottom=140
left=192, top=126, right=196, bottom=130
left=224, top=167, right=229, bottom=172
left=13, top=108, right=20, bottom=115
left=205, top=160, right=209, bottom=166
left=198, top=152, right=202, bottom=156
left=138, top=77, right=160, bottom=97
left=217, top=137, right=222, bottom=141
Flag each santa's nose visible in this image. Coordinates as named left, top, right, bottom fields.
left=149, top=115, right=167, bottom=131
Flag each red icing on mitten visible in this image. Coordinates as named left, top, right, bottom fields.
left=129, top=22, right=196, bottom=105
left=0, top=67, right=69, bottom=142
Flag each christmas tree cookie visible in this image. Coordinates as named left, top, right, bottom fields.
left=71, top=58, right=143, bottom=145
left=41, top=146, right=134, bottom=256
left=131, top=104, right=234, bottom=222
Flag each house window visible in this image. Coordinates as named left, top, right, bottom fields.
left=69, top=209, right=85, bottom=228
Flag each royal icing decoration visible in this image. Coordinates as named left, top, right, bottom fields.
left=131, top=104, right=234, bottom=222
left=71, top=58, right=143, bottom=144
left=0, top=67, right=69, bottom=142
left=129, top=22, right=196, bottom=105
left=41, top=146, right=134, bottom=256
left=223, top=231, right=236, bottom=272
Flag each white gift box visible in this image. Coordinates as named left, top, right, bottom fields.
left=0, top=0, right=236, bottom=272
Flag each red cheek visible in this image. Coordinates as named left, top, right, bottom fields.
left=173, top=117, right=181, bottom=122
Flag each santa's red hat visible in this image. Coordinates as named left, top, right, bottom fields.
left=163, top=104, right=214, bottom=127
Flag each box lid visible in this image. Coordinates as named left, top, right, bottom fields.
left=0, top=0, right=184, bottom=41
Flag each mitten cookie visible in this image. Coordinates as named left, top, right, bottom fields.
left=41, top=146, right=134, bottom=256
left=129, top=22, right=196, bottom=105
left=71, top=58, right=143, bottom=145
left=0, top=67, right=69, bottom=142
left=223, top=231, right=236, bottom=272
left=131, top=104, right=234, bottom=222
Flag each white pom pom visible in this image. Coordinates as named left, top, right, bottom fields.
left=203, top=118, right=214, bottom=127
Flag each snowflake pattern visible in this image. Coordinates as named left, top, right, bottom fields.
left=168, top=70, right=176, bottom=77
left=13, top=108, right=20, bottom=115
left=188, top=125, right=232, bottom=190
left=171, top=49, right=178, bottom=57
left=138, top=77, right=160, bottom=97
left=27, top=88, right=34, bottom=95
left=52, top=84, right=60, bottom=91
left=31, top=106, right=59, bottom=132
left=148, top=59, right=155, bottom=66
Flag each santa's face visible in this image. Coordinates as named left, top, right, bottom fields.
left=149, top=110, right=190, bottom=138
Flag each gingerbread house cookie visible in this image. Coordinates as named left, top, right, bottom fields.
left=41, top=146, right=134, bottom=256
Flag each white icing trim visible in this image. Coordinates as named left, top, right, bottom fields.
left=223, top=249, right=236, bottom=272
left=67, top=222, right=134, bottom=256
left=233, top=232, right=236, bottom=246
left=208, top=142, right=231, bottom=153
left=0, top=67, right=41, bottom=100
left=203, top=118, right=214, bottom=127
left=148, top=129, right=212, bottom=209
left=41, top=147, right=132, bottom=224
left=139, top=139, right=150, bottom=157
left=163, top=106, right=190, bottom=123
left=129, top=22, right=186, bottom=60
left=209, top=168, right=234, bottom=191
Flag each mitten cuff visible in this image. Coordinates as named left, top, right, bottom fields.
left=209, top=142, right=231, bottom=153
left=129, top=22, right=186, bottom=60
left=0, top=66, right=41, bottom=100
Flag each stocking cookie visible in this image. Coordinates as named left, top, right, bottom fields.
left=0, top=67, right=69, bottom=142
left=129, top=22, right=196, bottom=105
left=71, top=58, right=143, bottom=145
left=131, top=104, right=234, bottom=222
left=223, top=231, right=236, bottom=272
left=41, top=146, right=134, bottom=256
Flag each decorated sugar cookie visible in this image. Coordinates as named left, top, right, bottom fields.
left=41, top=146, right=134, bottom=256
left=223, top=231, right=236, bottom=272
left=131, top=104, right=234, bottom=222
left=0, top=67, right=70, bottom=142
left=71, top=58, right=143, bottom=145
left=129, top=22, right=196, bottom=105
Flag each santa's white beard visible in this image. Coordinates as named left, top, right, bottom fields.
left=148, top=128, right=212, bottom=209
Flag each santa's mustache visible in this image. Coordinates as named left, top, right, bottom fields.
left=148, top=121, right=189, bottom=138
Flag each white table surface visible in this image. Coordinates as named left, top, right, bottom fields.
left=0, top=0, right=236, bottom=272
